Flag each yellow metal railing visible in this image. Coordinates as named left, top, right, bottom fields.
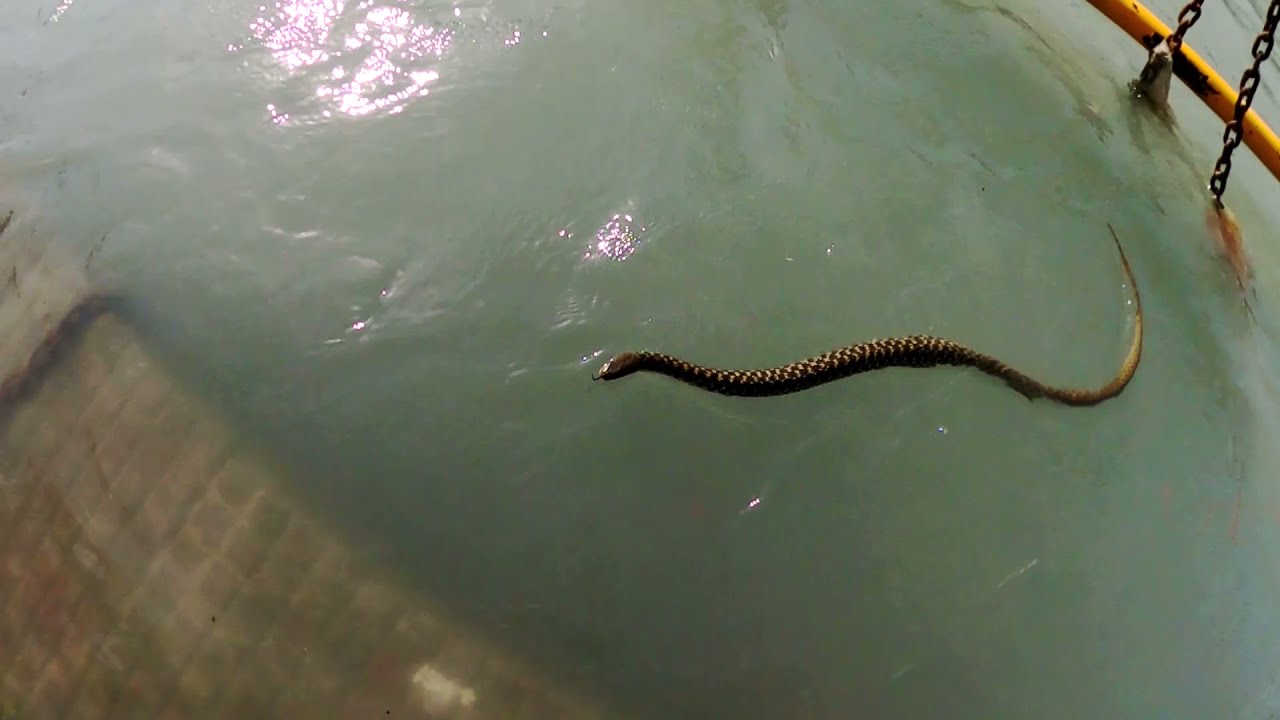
left=1085, top=0, right=1280, bottom=185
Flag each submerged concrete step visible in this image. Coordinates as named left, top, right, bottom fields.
left=0, top=205, right=608, bottom=719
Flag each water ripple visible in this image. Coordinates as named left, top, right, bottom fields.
left=552, top=291, right=603, bottom=331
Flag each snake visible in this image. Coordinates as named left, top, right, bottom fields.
left=592, top=224, right=1142, bottom=406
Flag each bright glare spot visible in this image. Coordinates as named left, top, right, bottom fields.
left=410, top=70, right=439, bottom=85
left=49, top=0, right=75, bottom=23
left=583, top=213, right=646, bottom=262
left=266, top=103, right=291, bottom=125
left=249, top=0, right=453, bottom=122
left=249, top=0, right=343, bottom=71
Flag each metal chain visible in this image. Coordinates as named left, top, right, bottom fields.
left=1209, top=0, right=1280, bottom=205
left=1165, top=0, right=1207, bottom=56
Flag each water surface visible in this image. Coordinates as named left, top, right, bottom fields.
left=5, top=0, right=1280, bottom=717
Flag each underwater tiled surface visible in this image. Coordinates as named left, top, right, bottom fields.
left=0, top=222, right=602, bottom=719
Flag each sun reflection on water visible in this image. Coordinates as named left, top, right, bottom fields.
left=46, top=0, right=76, bottom=24
left=247, top=0, right=457, bottom=121
left=249, top=0, right=342, bottom=72
left=583, top=213, right=647, bottom=262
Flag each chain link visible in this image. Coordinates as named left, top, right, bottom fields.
left=1209, top=0, right=1280, bottom=204
left=1165, top=0, right=1207, bottom=56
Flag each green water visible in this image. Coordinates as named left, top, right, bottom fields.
left=6, top=0, right=1280, bottom=716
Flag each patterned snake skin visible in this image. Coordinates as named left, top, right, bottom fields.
left=594, top=225, right=1142, bottom=407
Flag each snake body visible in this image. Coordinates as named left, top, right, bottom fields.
left=593, top=225, right=1142, bottom=407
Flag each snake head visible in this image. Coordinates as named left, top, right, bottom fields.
left=593, top=351, right=644, bottom=381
